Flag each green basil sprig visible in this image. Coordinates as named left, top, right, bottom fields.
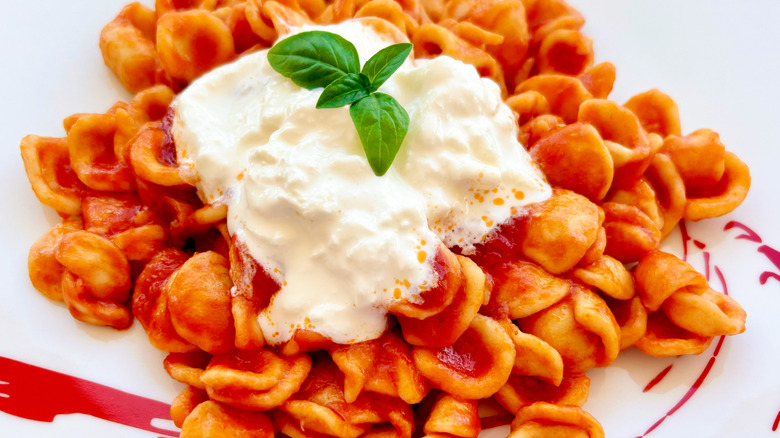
left=268, top=31, right=413, bottom=176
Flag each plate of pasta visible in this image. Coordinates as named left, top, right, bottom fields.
left=2, top=0, right=780, bottom=437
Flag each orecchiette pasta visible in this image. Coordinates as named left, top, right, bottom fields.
left=519, top=285, right=620, bottom=373
left=412, top=314, right=515, bottom=399
left=529, top=122, right=613, bottom=201
left=200, top=349, right=312, bottom=410
left=496, top=374, right=590, bottom=415
left=156, top=10, right=236, bottom=83
left=165, top=251, right=237, bottom=354
left=19, top=0, right=753, bottom=435
left=100, top=3, right=161, bottom=93
left=20, top=136, right=85, bottom=216
left=421, top=392, right=481, bottom=438
left=133, top=248, right=196, bottom=352
left=28, top=219, right=83, bottom=301
left=509, top=402, right=604, bottom=438
left=180, top=400, right=275, bottom=437
left=56, top=231, right=134, bottom=329
left=331, top=329, right=429, bottom=404
left=280, top=357, right=413, bottom=437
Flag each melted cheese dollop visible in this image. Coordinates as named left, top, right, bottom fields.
left=173, top=21, right=551, bottom=344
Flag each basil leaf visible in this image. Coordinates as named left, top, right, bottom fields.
left=316, top=73, right=372, bottom=109
left=361, top=43, right=413, bottom=91
left=267, top=31, right=360, bottom=89
left=350, top=93, right=410, bottom=176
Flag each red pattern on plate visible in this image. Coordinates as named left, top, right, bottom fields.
left=0, top=356, right=178, bottom=437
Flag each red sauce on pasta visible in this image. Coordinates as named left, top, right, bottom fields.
left=435, top=325, right=492, bottom=379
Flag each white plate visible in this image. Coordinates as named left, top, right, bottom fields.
left=1, top=1, right=779, bottom=437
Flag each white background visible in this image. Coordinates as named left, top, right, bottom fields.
left=1, top=1, right=779, bottom=437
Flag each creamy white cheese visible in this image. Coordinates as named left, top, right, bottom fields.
left=172, top=20, right=551, bottom=345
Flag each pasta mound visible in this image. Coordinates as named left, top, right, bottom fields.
left=20, top=0, right=750, bottom=436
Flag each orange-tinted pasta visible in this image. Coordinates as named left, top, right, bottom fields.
left=19, top=0, right=752, bottom=436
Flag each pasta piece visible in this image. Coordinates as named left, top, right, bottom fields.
left=603, top=295, right=647, bottom=350
left=356, top=16, right=411, bottom=44
left=577, top=99, right=657, bottom=189
left=115, top=85, right=176, bottom=162
left=355, top=0, right=413, bottom=36
left=280, top=357, right=413, bottom=438
left=664, top=129, right=725, bottom=193
left=529, top=122, right=614, bottom=201
left=262, top=1, right=314, bottom=35
left=662, top=289, right=746, bottom=337
left=219, top=2, right=265, bottom=53
left=130, top=121, right=187, bottom=186
left=515, top=75, right=592, bottom=123
left=509, top=402, right=604, bottom=438
left=135, top=179, right=214, bottom=244
left=201, top=348, right=312, bottom=410
left=607, top=179, right=663, bottom=233
left=422, top=392, right=480, bottom=438
left=663, top=130, right=751, bottom=220
left=571, top=255, right=634, bottom=300
left=388, top=247, right=461, bottom=321
left=643, top=153, right=687, bottom=238
left=111, top=224, right=169, bottom=261
left=439, top=19, right=504, bottom=48
left=100, top=3, right=160, bottom=93
left=635, top=311, right=712, bottom=357
left=577, top=225, right=606, bottom=268
left=28, top=219, right=83, bottom=301
left=632, top=250, right=708, bottom=312
left=419, top=0, right=445, bottom=21
left=634, top=250, right=740, bottom=350
left=536, top=29, right=592, bottom=76
left=55, top=231, right=133, bottom=329
left=171, top=386, right=210, bottom=428
left=601, top=202, right=661, bottom=264
left=485, top=261, right=571, bottom=320
left=523, top=0, right=585, bottom=46
left=517, top=114, right=565, bottom=148
left=323, top=0, right=366, bottom=23
left=244, top=0, right=280, bottom=43
left=165, top=251, right=236, bottom=354
left=121, top=2, right=157, bottom=40
left=133, top=248, right=196, bottom=352
left=180, top=400, right=275, bottom=438
left=155, top=0, right=214, bottom=17
left=229, top=238, right=278, bottom=350
left=330, top=329, right=430, bottom=404
left=156, top=10, right=236, bottom=83
left=298, top=0, right=328, bottom=20
left=164, top=351, right=212, bottom=389
left=412, top=24, right=505, bottom=92
left=443, top=0, right=530, bottom=89
left=412, top=314, right=515, bottom=399
left=516, top=189, right=602, bottom=274
left=67, top=113, right=136, bottom=192
left=495, top=374, right=590, bottom=415
left=80, top=193, right=168, bottom=260
left=81, top=193, right=149, bottom=236
left=19, top=135, right=85, bottom=216
left=280, top=329, right=337, bottom=355
left=498, top=319, right=563, bottom=386
left=577, top=62, right=615, bottom=99
left=395, top=254, right=485, bottom=347
left=519, top=285, right=620, bottom=373
left=505, top=91, right=549, bottom=126
left=624, top=89, right=682, bottom=137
